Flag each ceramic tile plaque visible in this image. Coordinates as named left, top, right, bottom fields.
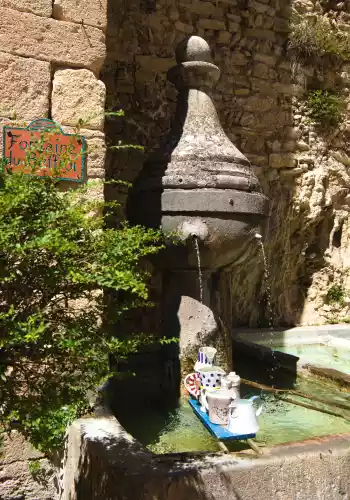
left=2, top=118, right=86, bottom=182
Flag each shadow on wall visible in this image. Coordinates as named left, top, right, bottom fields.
left=101, top=0, right=350, bottom=327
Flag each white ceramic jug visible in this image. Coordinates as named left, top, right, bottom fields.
left=227, top=396, right=263, bottom=435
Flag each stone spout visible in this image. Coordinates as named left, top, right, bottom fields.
left=128, top=36, right=269, bottom=271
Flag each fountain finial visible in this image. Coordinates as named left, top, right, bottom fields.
left=168, top=35, right=220, bottom=89
left=175, top=36, right=213, bottom=63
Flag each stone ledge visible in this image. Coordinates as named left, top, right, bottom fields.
left=0, top=7, right=106, bottom=73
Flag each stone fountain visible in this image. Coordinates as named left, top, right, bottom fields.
left=128, top=36, right=269, bottom=378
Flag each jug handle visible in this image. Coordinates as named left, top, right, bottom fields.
left=249, top=395, right=263, bottom=416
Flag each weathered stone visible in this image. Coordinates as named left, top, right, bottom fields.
left=52, top=69, right=106, bottom=130
left=234, top=88, right=250, bottom=96
left=0, top=52, right=50, bottom=120
left=86, top=137, right=106, bottom=177
left=198, top=19, right=226, bottom=30
left=252, top=62, right=269, bottom=79
left=175, top=21, right=194, bottom=34
left=274, top=17, right=291, bottom=32
left=0, top=7, right=106, bottom=73
left=167, top=6, right=179, bottom=21
left=269, top=152, right=295, bottom=168
left=189, top=1, right=216, bottom=15
left=228, top=21, right=240, bottom=32
left=245, top=28, right=276, bottom=40
left=0, top=0, right=51, bottom=16
left=245, top=153, right=267, bottom=165
left=0, top=432, right=56, bottom=499
left=217, top=31, right=232, bottom=44
left=231, top=51, right=249, bottom=65
left=227, top=13, right=241, bottom=22
left=136, top=55, right=175, bottom=72
left=250, top=0, right=273, bottom=14
left=53, top=0, right=107, bottom=31
left=244, top=95, right=275, bottom=112
left=297, top=140, right=310, bottom=151
left=253, top=53, right=277, bottom=66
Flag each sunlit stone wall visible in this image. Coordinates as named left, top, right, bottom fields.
left=102, top=0, right=350, bottom=327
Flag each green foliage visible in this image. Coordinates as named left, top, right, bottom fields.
left=0, top=161, right=164, bottom=453
left=28, top=460, right=42, bottom=476
left=306, top=90, right=345, bottom=127
left=327, top=284, right=346, bottom=304
left=289, top=15, right=350, bottom=60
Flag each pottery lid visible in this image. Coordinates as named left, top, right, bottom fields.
left=226, top=372, right=240, bottom=386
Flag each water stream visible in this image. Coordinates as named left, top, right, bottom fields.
left=193, top=236, right=203, bottom=303
left=255, top=234, right=278, bottom=384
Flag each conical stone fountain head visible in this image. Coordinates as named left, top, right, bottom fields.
left=128, top=36, right=269, bottom=271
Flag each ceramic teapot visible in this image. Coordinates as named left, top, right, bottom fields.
left=227, top=396, right=263, bottom=435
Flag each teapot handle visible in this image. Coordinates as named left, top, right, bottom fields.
left=249, top=395, right=263, bottom=416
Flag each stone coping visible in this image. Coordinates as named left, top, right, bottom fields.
left=62, top=414, right=350, bottom=499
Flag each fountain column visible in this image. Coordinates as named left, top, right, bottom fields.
left=128, top=36, right=269, bottom=378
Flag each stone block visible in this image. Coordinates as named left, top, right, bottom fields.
left=244, top=95, right=275, bottom=112
left=249, top=0, right=272, bottom=13
left=175, top=21, right=194, bottom=34
left=135, top=55, right=175, bottom=73
left=274, top=17, right=291, bottom=32
left=253, top=53, right=277, bottom=66
left=228, top=22, right=240, bottom=32
left=252, top=62, right=269, bottom=79
left=234, top=88, right=250, bottom=96
left=0, top=7, right=106, bottom=73
left=86, top=137, right=106, bottom=177
left=52, top=69, right=106, bottom=130
left=245, top=28, right=276, bottom=41
left=269, top=153, right=295, bottom=168
left=53, top=0, right=107, bottom=31
left=0, top=0, right=51, bottom=16
left=189, top=1, right=216, bottom=15
left=231, top=51, right=249, bottom=66
left=198, top=19, right=226, bottom=31
left=217, top=31, right=232, bottom=44
left=0, top=52, right=50, bottom=120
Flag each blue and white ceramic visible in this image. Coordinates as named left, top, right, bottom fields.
left=197, top=365, right=225, bottom=389
left=194, top=346, right=217, bottom=372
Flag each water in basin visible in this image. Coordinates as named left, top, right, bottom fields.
left=117, top=375, right=350, bottom=454
left=273, top=344, right=350, bottom=374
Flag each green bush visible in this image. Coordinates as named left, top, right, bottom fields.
left=0, top=164, right=164, bottom=453
left=306, top=90, right=345, bottom=127
left=326, top=284, right=346, bottom=304
left=289, top=15, right=350, bottom=60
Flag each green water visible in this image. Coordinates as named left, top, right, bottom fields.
left=274, top=344, right=350, bottom=374
left=118, top=376, right=350, bottom=454
left=115, top=344, right=350, bottom=455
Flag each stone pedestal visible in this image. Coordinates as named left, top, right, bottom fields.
left=128, top=36, right=268, bottom=382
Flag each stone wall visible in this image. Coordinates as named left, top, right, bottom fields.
left=0, top=1, right=108, bottom=498
left=0, top=432, right=57, bottom=499
left=102, top=0, right=350, bottom=327
left=0, top=0, right=107, bottom=185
